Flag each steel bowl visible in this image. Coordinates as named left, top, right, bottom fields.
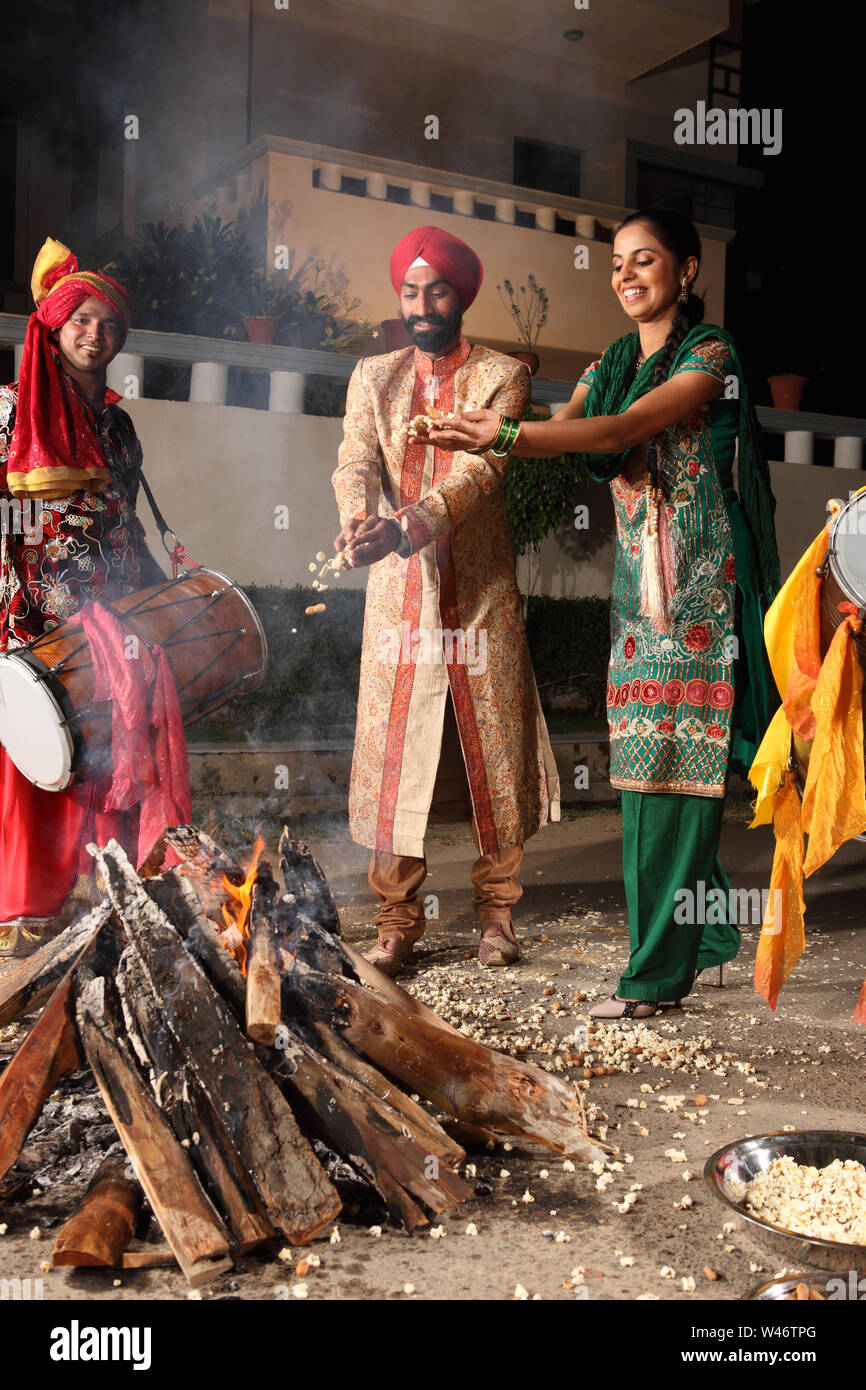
left=705, top=1131, right=866, bottom=1272
left=746, top=1272, right=855, bottom=1300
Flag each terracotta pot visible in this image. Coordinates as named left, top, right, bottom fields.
left=509, top=350, right=540, bottom=376
left=768, top=374, right=808, bottom=411
left=243, top=315, right=277, bottom=344
left=380, top=318, right=413, bottom=352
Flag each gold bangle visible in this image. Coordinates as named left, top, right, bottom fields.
left=468, top=413, right=504, bottom=455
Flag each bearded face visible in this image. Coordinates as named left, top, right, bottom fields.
left=399, top=268, right=463, bottom=355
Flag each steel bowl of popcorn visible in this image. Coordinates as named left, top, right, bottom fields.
left=705, top=1130, right=866, bottom=1271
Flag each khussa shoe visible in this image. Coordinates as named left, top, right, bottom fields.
left=478, top=919, right=520, bottom=967
left=363, top=936, right=415, bottom=978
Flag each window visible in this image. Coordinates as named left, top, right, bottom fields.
left=513, top=137, right=581, bottom=199
left=635, top=162, right=737, bottom=229
left=625, top=141, right=763, bottom=232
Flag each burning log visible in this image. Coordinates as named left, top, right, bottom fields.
left=278, top=827, right=341, bottom=935
left=0, top=901, right=112, bottom=1029
left=76, top=970, right=234, bottom=1287
left=245, top=869, right=283, bottom=1046
left=0, top=820, right=604, bottom=1291
left=91, top=841, right=342, bottom=1245
left=154, top=825, right=247, bottom=919
left=116, top=944, right=277, bottom=1253
left=280, top=960, right=605, bottom=1163
left=0, top=969, right=82, bottom=1186
left=307, top=1020, right=466, bottom=1170
left=270, top=1030, right=472, bottom=1231
left=52, top=1155, right=142, bottom=1267
left=121, top=1246, right=176, bottom=1269
left=185, top=917, right=246, bottom=1016
left=142, top=867, right=247, bottom=1014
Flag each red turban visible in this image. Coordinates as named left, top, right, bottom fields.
left=6, top=238, right=132, bottom=500
left=389, top=226, right=483, bottom=310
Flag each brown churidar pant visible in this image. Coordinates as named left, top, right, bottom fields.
left=368, top=696, right=523, bottom=944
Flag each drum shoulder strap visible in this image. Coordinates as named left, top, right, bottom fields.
left=137, top=468, right=174, bottom=546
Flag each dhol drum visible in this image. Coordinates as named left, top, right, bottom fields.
left=792, top=492, right=866, bottom=809
left=0, top=568, right=267, bottom=791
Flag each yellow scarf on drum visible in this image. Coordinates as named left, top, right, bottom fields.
left=748, top=498, right=866, bottom=1023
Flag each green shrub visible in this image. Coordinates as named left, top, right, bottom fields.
left=524, top=594, right=611, bottom=719
left=503, top=407, right=591, bottom=556
left=192, top=585, right=611, bottom=741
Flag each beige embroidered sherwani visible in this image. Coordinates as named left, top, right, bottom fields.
left=332, top=336, right=560, bottom=857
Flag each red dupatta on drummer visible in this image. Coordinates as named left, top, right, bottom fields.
left=78, top=603, right=191, bottom=864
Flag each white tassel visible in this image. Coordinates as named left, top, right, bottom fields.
left=639, top=486, right=673, bottom=633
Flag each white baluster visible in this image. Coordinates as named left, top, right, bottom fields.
left=269, top=370, right=306, bottom=414
left=410, top=181, right=432, bottom=208
left=318, top=163, right=342, bottom=191
left=107, top=352, right=146, bottom=399
left=452, top=190, right=475, bottom=216
left=535, top=207, right=556, bottom=232
left=189, top=362, right=228, bottom=406
left=495, top=198, right=516, bottom=224
left=366, top=172, right=388, bottom=200
left=576, top=214, right=597, bottom=239
left=783, top=430, right=814, bottom=465
left=834, top=436, right=864, bottom=470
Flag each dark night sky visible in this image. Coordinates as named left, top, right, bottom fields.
left=733, top=0, right=858, bottom=416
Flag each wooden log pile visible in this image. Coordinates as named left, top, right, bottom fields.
left=0, top=825, right=604, bottom=1286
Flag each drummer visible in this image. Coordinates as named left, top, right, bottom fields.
left=0, top=237, right=171, bottom=956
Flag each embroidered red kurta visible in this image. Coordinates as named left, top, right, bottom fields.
left=333, top=338, right=560, bottom=857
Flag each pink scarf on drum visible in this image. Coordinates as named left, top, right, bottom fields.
left=77, top=602, right=191, bottom=865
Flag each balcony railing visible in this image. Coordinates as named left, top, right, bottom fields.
left=1, top=313, right=862, bottom=468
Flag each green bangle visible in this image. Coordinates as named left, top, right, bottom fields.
left=491, top=417, right=511, bottom=450
left=491, top=419, right=521, bottom=458
left=468, top=414, right=522, bottom=457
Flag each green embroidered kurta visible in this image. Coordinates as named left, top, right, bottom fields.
left=578, top=331, right=773, bottom=798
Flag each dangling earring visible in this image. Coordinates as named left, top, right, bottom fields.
left=678, top=278, right=689, bottom=304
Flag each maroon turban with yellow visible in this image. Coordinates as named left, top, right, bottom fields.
left=389, top=226, right=483, bottom=310
left=6, top=238, right=132, bottom=499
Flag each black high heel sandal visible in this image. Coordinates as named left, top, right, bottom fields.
left=588, top=995, right=682, bottom=1020
left=694, top=963, right=728, bottom=987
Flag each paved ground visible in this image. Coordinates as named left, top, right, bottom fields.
left=2, top=793, right=865, bottom=1302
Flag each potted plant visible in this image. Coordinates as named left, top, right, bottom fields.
left=242, top=271, right=299, bottom=343
left=498, top=274, right=549, bottom=375
left=767, top=370, right=808, bottom=412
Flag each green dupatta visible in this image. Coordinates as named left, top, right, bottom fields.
left=579, top=325, right=781, bottom=612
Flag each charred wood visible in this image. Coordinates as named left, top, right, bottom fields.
left=76, top=971, right=233, bottom=1287
left=52, top=1155, right=142, bottom=1267
left=0, top=970, right=83, bottom=1188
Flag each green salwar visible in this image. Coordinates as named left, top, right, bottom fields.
left=618, top=789, right=740, bottom=1002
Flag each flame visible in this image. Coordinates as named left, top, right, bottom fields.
left=220, top=836, right=265, bottom=975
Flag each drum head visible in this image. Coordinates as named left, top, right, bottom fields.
left=829, top=494, right=866, bottom=603
left=0, top=654, right=74, bottom=791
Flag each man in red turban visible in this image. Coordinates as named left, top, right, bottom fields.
left=0, top=238, right=176, bottom=956
left=389, top=225, right=484, bottom=314
left=331, top=225, right=559, bottom=976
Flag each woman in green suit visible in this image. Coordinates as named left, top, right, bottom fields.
left=425, top=208, right=779, bottom=1017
